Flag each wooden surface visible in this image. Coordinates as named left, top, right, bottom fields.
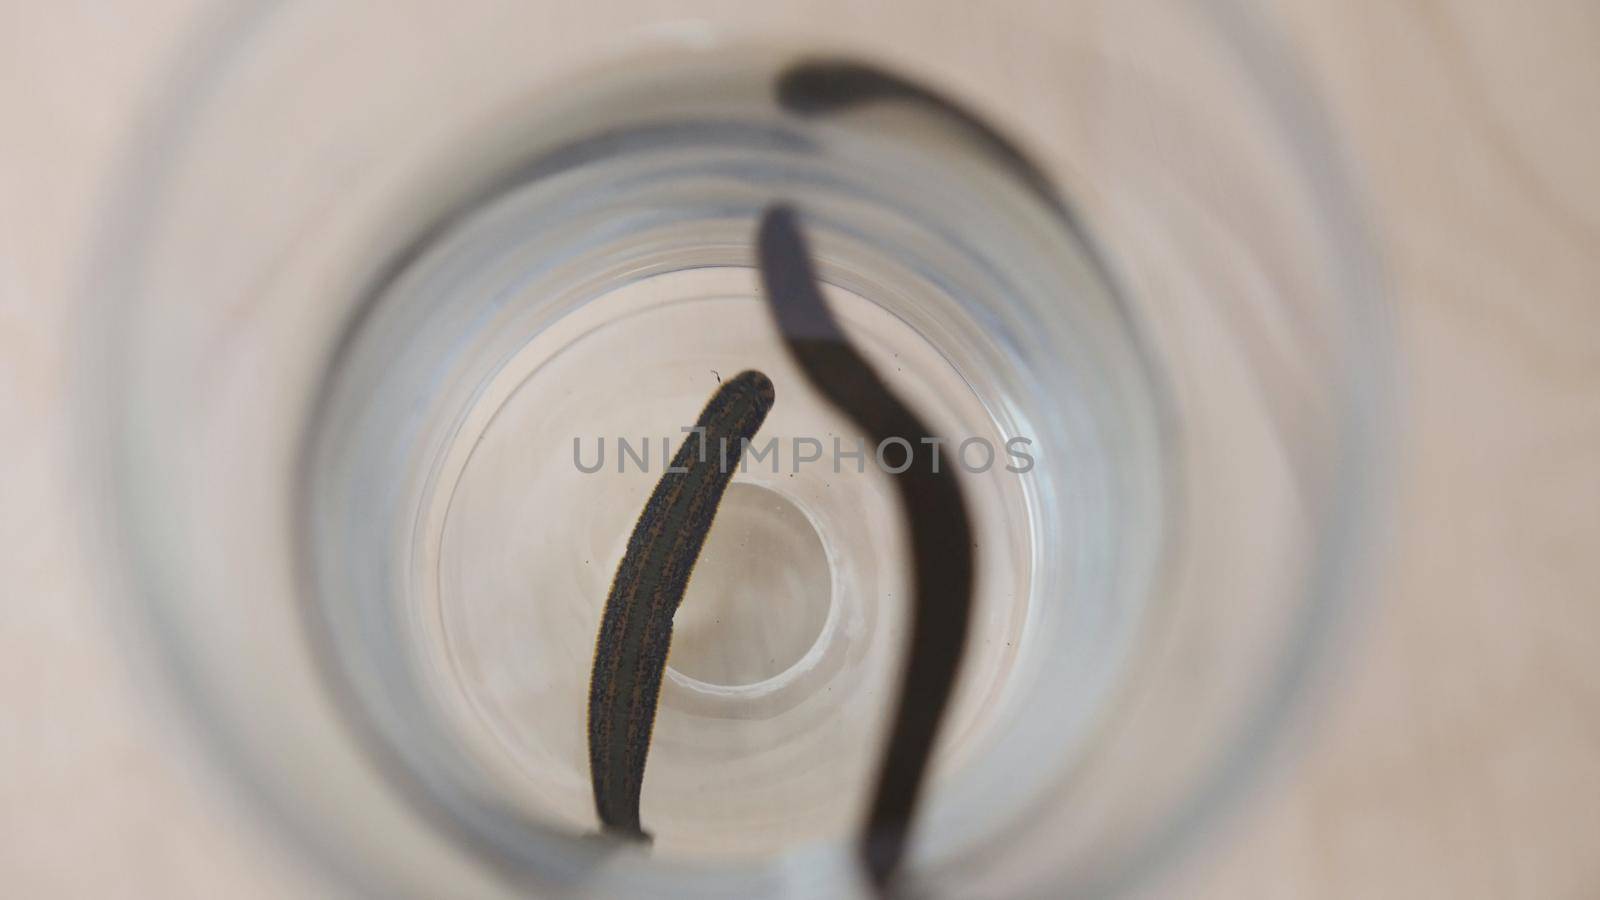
left=2, top=1, right=1596, bottom=896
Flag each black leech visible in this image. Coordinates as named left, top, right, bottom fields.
left=587, top=370, right=775, bottom=840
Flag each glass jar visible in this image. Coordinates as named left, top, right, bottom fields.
left=80, top=2, right=1391, bottom=896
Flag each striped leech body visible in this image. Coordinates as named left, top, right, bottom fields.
left=587, top=369, right=775, bottom=840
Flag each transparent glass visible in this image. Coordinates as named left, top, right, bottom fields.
left=80, top=2, right=1389, bottom=897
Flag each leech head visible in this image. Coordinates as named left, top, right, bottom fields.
left=725, top=369, right=777, bottom=415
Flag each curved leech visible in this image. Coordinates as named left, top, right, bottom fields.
left=757, top=206, right=975, bottom=891
left=587, top=370, right=776, bottom=840
left=776, top=57, right=1072, bottom=227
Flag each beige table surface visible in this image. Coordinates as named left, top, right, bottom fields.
left=3, top=1, right=1596, bottom=896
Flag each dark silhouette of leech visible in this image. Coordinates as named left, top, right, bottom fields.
left=777, top=56, right=1140, bottom=303
left=757, top=206, right=975, bottom=891
left=587, top=370, right=776, bottom=840
left=776, top=58, right=1071, bottom=222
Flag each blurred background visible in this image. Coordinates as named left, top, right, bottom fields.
left=1, top=0, right=1596, bottom=897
